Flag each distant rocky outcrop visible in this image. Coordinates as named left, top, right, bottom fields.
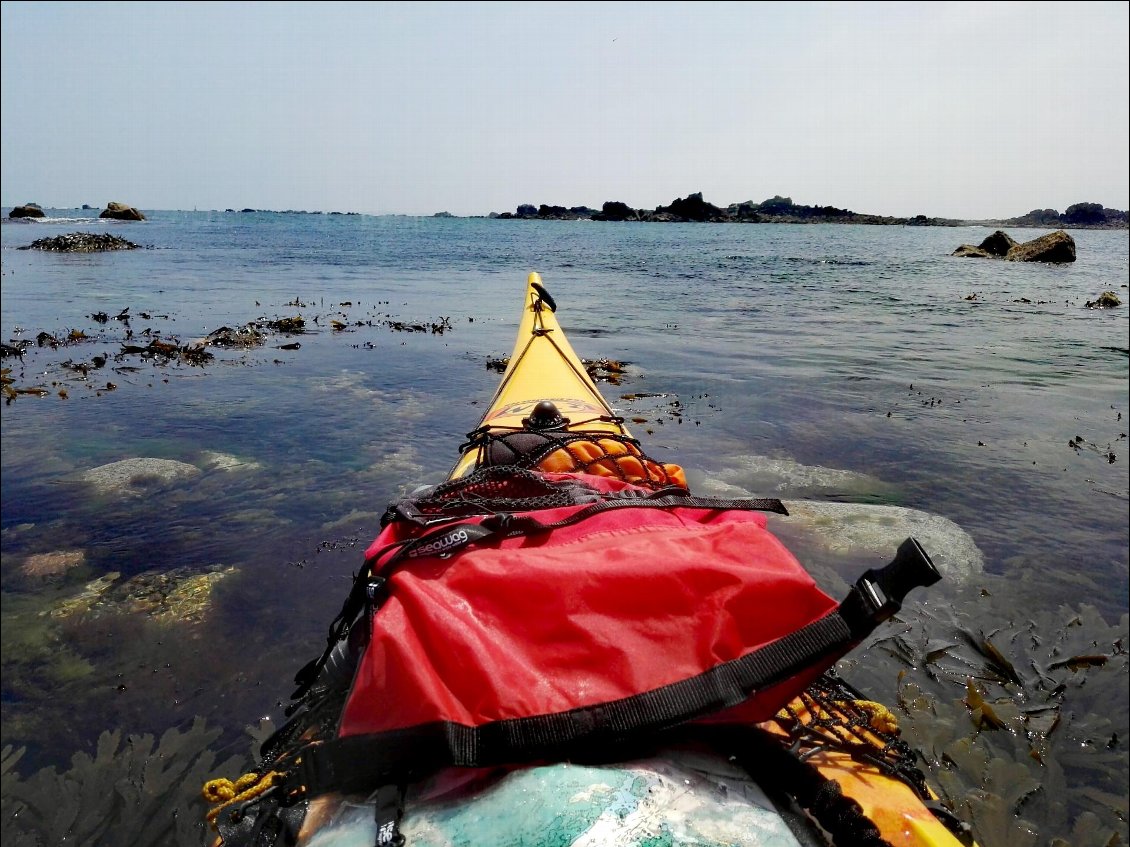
left=493, top=193, right=963, bottom=226
left=491, top=204, right=599, bottom=220
left=18, top=233, right=142, bottom=252
left=9, top=204, right=45, bottom=219
left=999, top=202, right=1128, bottom=230
left=593, top=201, right=638, bottom=221
left=488, top=194, right=1127, bottom=229
left=99, top=201, right=145, bottom=221
left=953, top=230, right=1076, bottom=263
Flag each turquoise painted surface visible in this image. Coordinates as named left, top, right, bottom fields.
left=302, top=748, right=804, bottom=846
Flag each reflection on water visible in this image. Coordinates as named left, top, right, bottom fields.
left=1, top=214, right=1127, bottom=845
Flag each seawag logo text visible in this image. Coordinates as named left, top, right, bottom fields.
left=407, top=527, right=473, bottom=559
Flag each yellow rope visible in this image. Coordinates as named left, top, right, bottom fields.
left=775, top=696, right=901, bottom=739
left=849, top=699, right=900, bottom=735
left=203, top=770, right=286, bottom=829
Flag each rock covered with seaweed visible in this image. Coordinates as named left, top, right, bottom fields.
left=18, top=233, right=143, bottom=252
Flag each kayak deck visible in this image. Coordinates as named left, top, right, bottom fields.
left=450, top=272, right=632, bottom=479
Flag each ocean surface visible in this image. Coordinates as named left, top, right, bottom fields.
left=1, top=210, right=1127, bottom=846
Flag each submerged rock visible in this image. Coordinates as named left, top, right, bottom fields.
left=48, top=564, right=236, bottom=624
left=81, top=458, right=201, bottom=496
left=21, top=549, right=86, bottom=578
left=689, top=454, right=891, bottom=498
left=48, top=572, right=121, bottom=618
left=125, top=566, right=237, bottom=624
left=691, top=458, right=983, bottom=583
left=199, top=450, right=261, bottom=472
left=773, top=500, right=984, bottom=581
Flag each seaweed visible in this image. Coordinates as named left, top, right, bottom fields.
left=1, top=718, right=248, bottom=846
left=847, top=591, right=1129, bottom=847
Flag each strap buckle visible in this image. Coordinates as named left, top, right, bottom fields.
left=843, top=538, right=941, bottom=631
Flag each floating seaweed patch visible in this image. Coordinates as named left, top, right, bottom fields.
left=264, top=316, right=305, bottom=333
left=204, top=324, right=265, bottom=348
left=851, top=592, right=1129, bottom=847
left=584, top=357, right=628, bottom=384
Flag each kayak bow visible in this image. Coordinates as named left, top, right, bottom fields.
left=450, top=272, right=633, bottom=479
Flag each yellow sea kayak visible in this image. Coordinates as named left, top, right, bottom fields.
left=205, top=273, right=973, bottom=847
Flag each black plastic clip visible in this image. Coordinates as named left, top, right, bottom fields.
left=842, top=538, right=941, bottom=633
left=366, top=576, right=389, bottom=606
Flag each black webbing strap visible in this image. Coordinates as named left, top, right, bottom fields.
left=386, top=477, right=787, bottom=531
left=388, top=492, right=786, bottom=565
left=471, top=493, right=785, bottom=546
left=700, top=724, right=893, bottom=847
left=284, top=608, right=859, bottom=800
left=371, top=783, right=406, bottom=847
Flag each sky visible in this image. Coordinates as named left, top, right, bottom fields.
left=2, top=1, right=1128, bottom=219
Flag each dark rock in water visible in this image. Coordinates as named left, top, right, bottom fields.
left=536, top=204, right=597, bottom=220
left=81, top=204, right=95, bottom=210
left=99, top=201, right=145, bottom=221
left=18, top=232, right=141, bottom=252
left=952, top=244, right=994, bottom=258
left=9, top=205, right=45, bottom=219
left=953, top=229, right=1076, bottom=263
left=594, top=201, right=638, bottom=222
left=1005, top=230, right=1076, bottom=263
left=978, top=230, right=1019, bottom=257
left=1085, top=291, right=1122, bottom=309
left=653, top=192, right=728, bottom=222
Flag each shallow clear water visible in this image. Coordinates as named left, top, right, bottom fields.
left=2, top=211, right=1127, bottom=845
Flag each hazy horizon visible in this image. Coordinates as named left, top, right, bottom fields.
left=3, top=2, right=1128, bottom=220
left=3, top=194, right=1127, bottom=221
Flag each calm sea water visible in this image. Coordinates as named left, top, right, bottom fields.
left=2, top=210, right=1127, bottom=845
